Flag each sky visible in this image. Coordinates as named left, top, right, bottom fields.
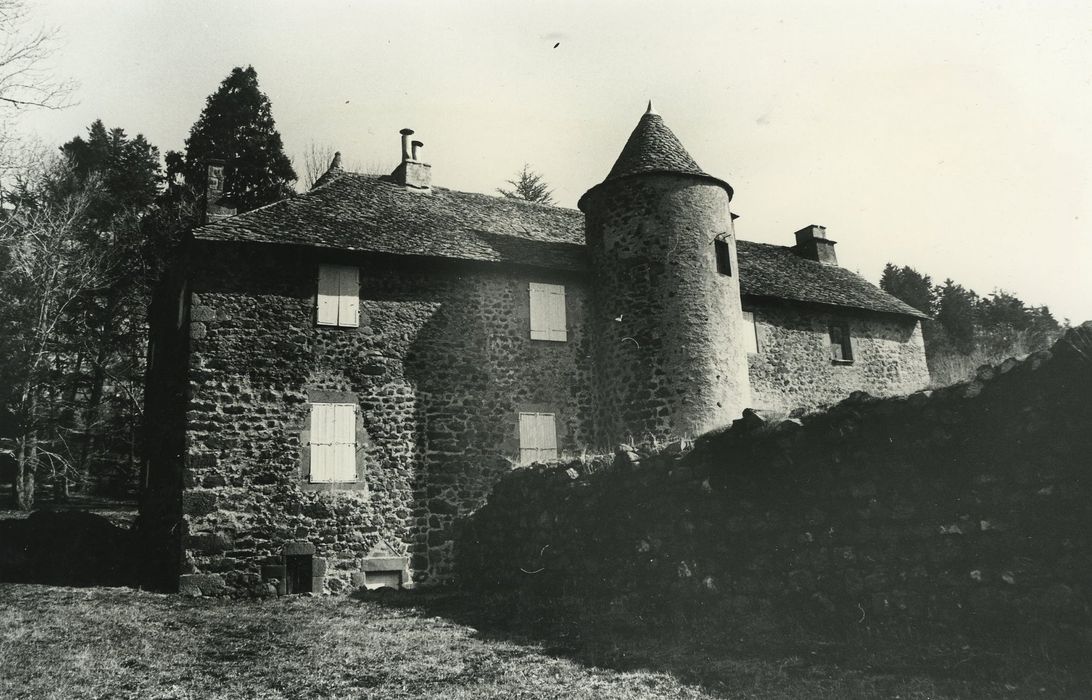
left=15, top=0, right=1092, bottom=322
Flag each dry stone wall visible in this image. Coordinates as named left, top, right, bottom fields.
left=457, top=323, right=1092, bottom=639
left=177, top=241, right=593, bottom=595
left=745, top=301, right=929, bottom=413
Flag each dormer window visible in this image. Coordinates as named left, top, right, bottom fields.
left=317, top=265, right=359, bottom=327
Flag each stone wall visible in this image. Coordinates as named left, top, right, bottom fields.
left=457, top=324, right=1092, bottom=638
left=172, top=241, right=593, bottom=594
left=746, top=301, right=929, bottom=413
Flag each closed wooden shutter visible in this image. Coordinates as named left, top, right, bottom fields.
left=317, top=265, right=359, bottom=327
left=518, top=412, right=557, bottom=465
left=310, top=403, right=357, bottom=482
left=742, top=311, right=758, bottom=354
left=338, top=266, right=359, bottom=327
left=529, top=283, right=566, bottom=341
left=317, top=266, right=340, bottom=326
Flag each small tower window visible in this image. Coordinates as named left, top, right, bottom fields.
left=714, top=239, right=732, bottom=276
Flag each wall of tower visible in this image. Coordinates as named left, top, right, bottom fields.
left=584, top=175, right=751, bottom=446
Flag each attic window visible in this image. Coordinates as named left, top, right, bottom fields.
left=714, top=239, right=732, bottom=276
left=829, top=322, right=854, bottom=364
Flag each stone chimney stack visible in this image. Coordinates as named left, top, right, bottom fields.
left=793, top=225, right=838, bottom=266
left=389, top=128, right=431, bottom=191
left=205, top=160, right=236, bottom=223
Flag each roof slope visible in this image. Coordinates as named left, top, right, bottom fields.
left=193, top=172, right=924, bottom=319
left=737, top=241, right=928, bottom=319
left=606, top=111, right=708, bottom=181
left=579, top=107, right=734, bottom=206
left=194, top=173, right=587, bottom=270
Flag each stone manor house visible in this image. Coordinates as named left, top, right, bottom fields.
left=142, top=105, right=929, bottom=595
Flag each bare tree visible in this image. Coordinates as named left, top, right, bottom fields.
left=299, top=142, right=392, bottom=189
left=0, top=0, right=74, bottom=206
left=302, top=142, right=336, bottom=189
left=498, top=164, right=554, bottom=205
left=0, top=0, right=74, bottom=111
left=0, top=156, right=106, bottom=509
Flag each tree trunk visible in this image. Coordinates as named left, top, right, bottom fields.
left=16, top=391, right=38, bottom=511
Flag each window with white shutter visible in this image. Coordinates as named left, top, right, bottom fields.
left=309, top=403, right=357, bottom=482
left=529, top=283, right=567, bottom=342
left=518, top=412, right=558, bottom=465
left=317, top=265, right=359, bottom=328
left=742, top=311, right=759, bottom=354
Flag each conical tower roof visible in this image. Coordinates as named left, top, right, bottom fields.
left=580, top=103, right=732, bottom=210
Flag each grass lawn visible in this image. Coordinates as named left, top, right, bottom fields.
left=0, top=584, right=1088, bottom=700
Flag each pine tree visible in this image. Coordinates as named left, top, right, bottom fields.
left=166, top=66, right=296, bottom=214
left=879, top=263, right=934, bottom=315
left=935, top=280, right=979, bottom=355
left=497, top=164, right=554, bottom=205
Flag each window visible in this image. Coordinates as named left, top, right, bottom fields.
left=518, top=412, right=557, bottom=465
left=715, top=238, right=732, bottom=276
left=317, top=265, right=359, bottom=327
left=742, top=311, right=759, bottom=354
left=829, top=322, right=854, bottom=363
left=529, top=282, right=567, bottom=341
left=309, top=403, right=357, bottom=482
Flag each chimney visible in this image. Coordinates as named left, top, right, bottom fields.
left=792, top=225, right=838, bottom=266
left=389, top=127, right=431, bottom=191
left=205, top=159, right=236, bottom=223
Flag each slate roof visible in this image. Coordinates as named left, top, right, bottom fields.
left=606, top=111, right=708, bottom=181
left=737, top=241, right=928, bottom=319
left=194, top=172, right=588, bottom=271
left=193, top=171, right=925, bottom=319
left=580, top=107, right=734, bottom=205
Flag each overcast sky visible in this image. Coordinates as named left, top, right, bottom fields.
left=18, top=0, right=1092, bottom=322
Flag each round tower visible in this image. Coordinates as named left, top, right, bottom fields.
left=579, top=103, right=750, bottom=446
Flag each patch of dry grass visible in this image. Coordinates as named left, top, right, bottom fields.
left=0, top=584, right=1087, bottom=699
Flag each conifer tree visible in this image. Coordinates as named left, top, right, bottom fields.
left=498, top=164, right=554, bottom=205
left=166, top=66, right=296, bottom=213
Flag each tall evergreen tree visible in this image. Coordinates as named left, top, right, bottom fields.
left=879, top=263, right=935, bottom=315
left=498, top=164, right=554, bottom=205
left=934, top=280, right=979, bottom=355
left=61, top=120, right=160, bottom=226
left=166, top=66, right=296, bottom=214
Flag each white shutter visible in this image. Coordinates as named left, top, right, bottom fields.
left=529, top=283, right=566, bottom=342
left=338, top=267, right=359, bottom=328
left=519, top=413, right=535, bottom=464
left=539, top=413, right=557, bottom=460
left=518, top=412, right=557, bottom=465
left=317, top=266, right=340, bottom=326
left=529, top=283, right=549, bottom=340
left=549, top=286, right=567, bottom=341
left=742, top=311, right=758, bottom=354
left=310, top=403, right=356, bottom=482
left=310, top=403, right=332, bottom=482
left=332, top=404, right=357, bottom=481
